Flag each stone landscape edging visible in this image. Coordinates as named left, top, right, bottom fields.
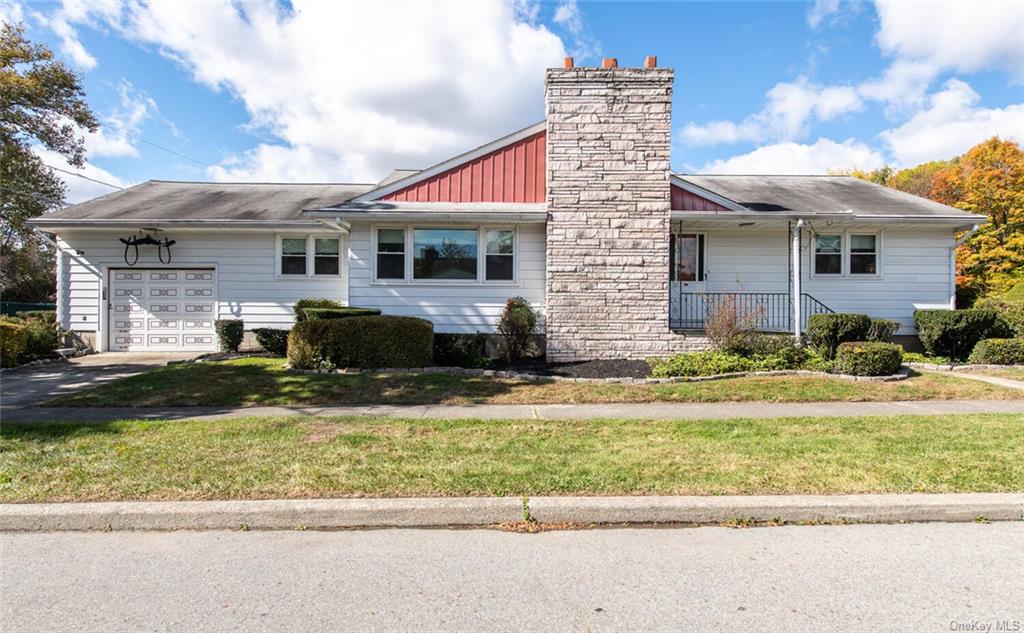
left=0, top=493, right=1018, bottom=532
left=907, top=362, right=1022, bottom=372
left=283, top=364, right=912, bottom=384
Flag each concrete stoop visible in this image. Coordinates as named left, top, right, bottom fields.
left=0, top=493, right=1019, bottom=532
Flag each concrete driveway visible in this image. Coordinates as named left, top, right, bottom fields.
left=1, top=353, right=199, bottom=409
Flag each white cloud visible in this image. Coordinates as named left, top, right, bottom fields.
left=48, top=1, right=566, bottom=183
left=33, top=147, right=130, bottom=205
left=85, top=80, right=158, bottom=158
left=875, top=1, right=1024, bottom=81
left=807, top=0, right=841, bottom=28
left=880, top=79, right=1024, bottom=165
left=0, top=0, right=25, bottom=26
left=698, top=138, right=886, bottom=175
left=680, top=77, right=863, bottom=145
left=553, top=0, right=600, bottom=60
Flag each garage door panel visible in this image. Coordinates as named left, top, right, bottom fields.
left=109, top=268, right=216, bottom=352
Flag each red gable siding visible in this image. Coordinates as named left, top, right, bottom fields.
left=381, top=131, right=546, bottom=203
left=671, top=184, right=731, bottom=211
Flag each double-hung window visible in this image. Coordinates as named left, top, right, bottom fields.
left=280, top=238, right=308, bottom=276
left=812, top=232, right=880, bottom=277
left=849, top=234, right=878, bottom=275
left=813, top=234, right=842, bottom=276
left=373, top=226, right=516, bottom=284
left=376, top=229, right=406, bottom=280
left=279, top=235, right=342, bottom=277
left=485, top=229, right=514, bottom=281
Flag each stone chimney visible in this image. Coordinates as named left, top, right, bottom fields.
left=544, top=57, right=685, bottom=361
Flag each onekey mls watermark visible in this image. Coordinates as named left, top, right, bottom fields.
left=949, top=620, right=1022, bottom=632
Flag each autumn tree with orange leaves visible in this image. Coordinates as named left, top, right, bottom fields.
left=853, top=137, right=1023, bottom=303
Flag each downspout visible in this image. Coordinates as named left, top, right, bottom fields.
left=792, top=219, right=804, bottom=341
left=949, top=224, right=979, bottom=309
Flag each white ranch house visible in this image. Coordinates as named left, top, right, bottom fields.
left=30, top=58, right=983, bottom=361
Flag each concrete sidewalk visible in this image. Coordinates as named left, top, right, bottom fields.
left=4, top=398, right=1024, bottom=423
left=1, top=493, right=1020, bottom=531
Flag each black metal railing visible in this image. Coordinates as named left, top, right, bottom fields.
left=669, top=290, right=833, bottom=332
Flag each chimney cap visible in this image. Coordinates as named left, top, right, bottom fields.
left=644, top=55, right=657, bottom=69
left=602, top=57, right=618, bottom=69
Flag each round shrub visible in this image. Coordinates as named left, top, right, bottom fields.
left=0, top=319, right=29, bottom=367
left=293, top=298, right=344, bottom=322
left=287, top=315, right=433, bottom=369
left=214, top=319, right=244, bottom=353
left=835, top=341, right=903, bottom=377
left=914, top=309, right=1013, bottom=361
left=968, top=339, right=1024, bottom=365
left=806, top=313, right=871, bottom=360
left=252, top=328, right=289, bottom=356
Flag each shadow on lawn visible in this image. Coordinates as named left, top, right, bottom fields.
left=38, top=358, right=527, bottom=408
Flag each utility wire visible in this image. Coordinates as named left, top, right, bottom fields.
left=138, top=138, right=214, bottom=168
left=43, top=164, right=124, bottom=190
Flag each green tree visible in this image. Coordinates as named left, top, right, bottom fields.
left=1, top=22, right=97, bottom=301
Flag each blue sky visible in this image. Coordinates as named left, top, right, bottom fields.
left=3, top=0, right=1022, bottom=203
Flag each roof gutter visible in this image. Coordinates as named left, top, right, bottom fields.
left=27, top=219, right=324, bottom=231
left=670, top=210, right=984, bottom=226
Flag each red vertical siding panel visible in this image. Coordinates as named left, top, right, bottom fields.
left=470, top=159, right=482, bottom=201
left=670, top=185, right=730, bottom=211
left=380, top=130, right=547, bottom=203
left=459, top=163, right=471, bottom=201
left=524, top=137, right=537, bottom=202
left=494, top=152, right=505, bottom=201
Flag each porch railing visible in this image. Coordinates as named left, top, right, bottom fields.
left=668, top=290, right=833, bottom=333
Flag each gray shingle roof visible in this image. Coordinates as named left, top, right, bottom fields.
left=38, top=180, right=375, bottom=222
left=676, top=174, right=982, bottom=219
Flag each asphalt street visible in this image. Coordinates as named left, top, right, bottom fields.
left=2, top=522, right=1022, bottom=632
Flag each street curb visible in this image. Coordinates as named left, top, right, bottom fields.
left=0, top=493, right=1020, bottom=531
left=527, top=493, right=1024, bottom=525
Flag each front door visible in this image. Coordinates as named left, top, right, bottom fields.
left=669, top=233, right=707, bottom=329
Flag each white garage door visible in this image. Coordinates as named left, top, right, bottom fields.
left=108, top=268, right=217, bottom=352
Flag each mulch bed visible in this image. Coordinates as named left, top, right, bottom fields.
left=490, top=358, right=653, bottom=379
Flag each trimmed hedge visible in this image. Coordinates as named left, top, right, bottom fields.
left=914, top=309, right=1013, bottom=361
left=434, top=332, right=489, bottom=368
left=252, top=328, right=289, bottom=356
left=866, top=318, right=901, bottom=342
left=835, top=341, right=903, bottom=377
left=301, top=307, right=382, bottom=321
left=974, top=296, right=1024, bottom=337
left=293, top=298, right=344, bottom=322
left=496, top=297, right=537, bottom=361
left=806, top=313, right=871, bottom=360
left=1, top=320, right=29, bottom=367
left=287, top=315, right=433, bottom=369
left=214, top=319, right=244, bottom=353
left=968, top=339, right=1024, bottom=365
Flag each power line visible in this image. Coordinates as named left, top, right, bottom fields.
left=138, top=138, right=213, bottom=168
left=43, top=164, right=124, bottom=191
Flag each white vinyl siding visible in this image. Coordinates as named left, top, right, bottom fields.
left=54, top=231, right=348, bottom=345
left=349, top=221, right=546, bottom=334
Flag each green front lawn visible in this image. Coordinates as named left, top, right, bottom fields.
left=48, top=357, right=1020, bottom=407
left=1, top=414, right=1020, bottom=502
